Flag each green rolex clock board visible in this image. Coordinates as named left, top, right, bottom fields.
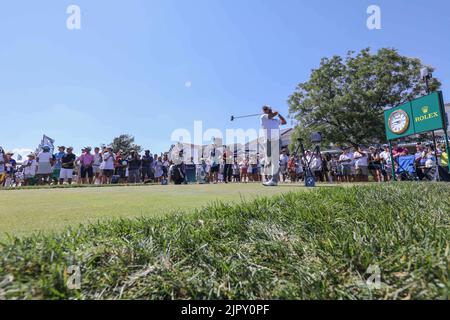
left=384, top=91, right=447, bottom=141
left=384, top=102, right=415, bottom=140
left=411, top=92, right=446, bottom=134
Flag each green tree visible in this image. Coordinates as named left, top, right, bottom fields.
left=288, top=48, right=441, bottom=149
left=110, top=134, right=142, bottom=155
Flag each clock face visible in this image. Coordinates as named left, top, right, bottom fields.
left=388, top=110, right=410, bottom=135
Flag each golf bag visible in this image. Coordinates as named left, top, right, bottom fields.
left=171, top=164, right=185, bottom=185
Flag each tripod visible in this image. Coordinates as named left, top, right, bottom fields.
left=293, top=139, right=321, bottom=187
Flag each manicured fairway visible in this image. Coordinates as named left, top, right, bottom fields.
left=0, top=184, right=309, bottom=236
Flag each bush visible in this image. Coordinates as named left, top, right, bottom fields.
left=0, top=183, right=449, bottom=300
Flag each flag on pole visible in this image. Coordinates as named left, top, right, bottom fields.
left=37, top=135, right=56, bottom=154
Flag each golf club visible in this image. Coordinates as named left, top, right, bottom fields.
left=230, top=114, right=261, bottom=122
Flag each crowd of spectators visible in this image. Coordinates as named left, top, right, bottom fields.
left=0, top=141, right=448, bottom=188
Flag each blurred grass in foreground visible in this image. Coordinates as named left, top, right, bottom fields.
left=0, top=183, right=449, bottom=300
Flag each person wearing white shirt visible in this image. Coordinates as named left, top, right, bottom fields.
left=36, top=146, right=55, bottom=185
left=380, top=144, right=393, bottom=182
left=339, top=148, right=354, bottom=183
left=311, top=154, right=323, bottom=182
left=23, top=153, right=37, bottom=185
left=260, top=105, right=287, bottom=187
left=353, top=146, right=369, bottom=182
left=92, top=147, right=102, bottom=184
left=279, top=149, right=289, bottom=183
left=100, top=147, right=115, bottom=184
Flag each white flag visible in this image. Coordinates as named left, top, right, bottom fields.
left=38, top=135, right=56, bottom=153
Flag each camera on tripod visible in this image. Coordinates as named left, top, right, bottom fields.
left=310, top=132, right=322, bottom=144
left=293, top=132, right=323, bottom=188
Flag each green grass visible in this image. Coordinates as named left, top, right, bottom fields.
left=0, top=183, right=448, bottom=300
left=0, top=183, right=307, bottom=236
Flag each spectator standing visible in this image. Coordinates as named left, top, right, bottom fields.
left=59, top=147, right=76, bottom=185
left=152, top=153, right=160, bottom=182
left=141, top=150, right=154, bottom=182
left=354, top=146, right=369, bottom=182
left=4, top=152, right=17, bottom=188
left=392, top=143, right=408, bottom=159
left=115, top=151, right=128, bottom=183
left=380, top=144, right=393, bottom=182
left=209, top=146, right=220, bottom=184
left=424, top=144, right=438, bottom=181
left=321, top=154, right=330, bottom=183
left=239, top=157, right=249, bottom=183
left=368, top=147, right=382, bottom=182
left=162, top=154, right=170, bottom=180
left=439, top=143, right=448, bottom=171
left=223, top=146, right=233, bottom=183
left=288, top=155, right=297, bottom=182
left=36, top=146, right=55, bottom=185
left=127, top=150, right=141, bottom=184
left=339, top=148, right=353, bottom=183
left=414, top=143, right=426, bottom=180
left=154, top=156, right=164, bottom=183
left=249, top=156, right=258, bottom=182
left=0, top=147, right=5, bottom=186
left=52, top=146, right=66, bottom=184
left=323, top=153, right=333, bottom=183
left=232, top=160, right=240, bottom=182
left=328, top=154, right=338, bottom=183
left=279, top=149, right=289, bottom=182
left=311, top=153, right=323, bottom=182
left=100, top=147, right=115, bottom=184
left=78, top=147, right=95, bottom=184
left=22, top=153, right=38, bottom=186
left=93, top=147, right=102, bottom=184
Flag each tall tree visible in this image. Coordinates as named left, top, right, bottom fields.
left=288, top=48, right=441, bottom=149
left=110, top=134, right=142, bottom=155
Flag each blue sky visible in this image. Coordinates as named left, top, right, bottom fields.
left=1, top=0, right=450, bottom=156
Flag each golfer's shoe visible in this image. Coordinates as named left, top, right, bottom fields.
left=263, top=180, right=278, bottom=187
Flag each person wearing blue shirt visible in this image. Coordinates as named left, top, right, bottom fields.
left=52, top=146, right=66, bottom=184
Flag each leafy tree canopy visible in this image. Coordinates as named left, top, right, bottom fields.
left=288, top=48, right=441, bottom=149
left=110, top=134, right=142, bottom=155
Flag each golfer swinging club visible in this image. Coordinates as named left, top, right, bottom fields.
left=260, top=105, right=287, bottom=187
